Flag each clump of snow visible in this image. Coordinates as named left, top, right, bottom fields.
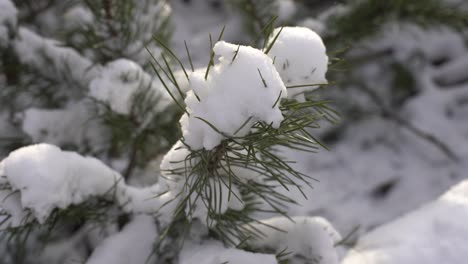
left=119, top=184, right=177, bottom=226
left=63, top=5, right=94, bottom=30
left=0, top=144, right=182, bottom=227
left=179, top=241, right=277, bottom=264
left=13, top=28, right=99, bottom=87
left=22, top=102, right=107, bottom=152
left=159, top=141, right=244, bottom=224
left=343, top=179, right=468, bottom=264
left=86, top=215, right=157, bottom=264
left=267, top=27, right=328, bottom=99
left=180, top=41, right=287, bottom=150
left=246, top=216, right=342, bottom=264
left=2, top=144, right=121, bottom=222
left=433, top=54, right=468, bottom=86
left=0, top=0, right=17, bottom=48
left=89, top=59, right=170, bottom=115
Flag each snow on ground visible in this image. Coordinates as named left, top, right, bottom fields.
left=342, top=179, right=468, bottom=264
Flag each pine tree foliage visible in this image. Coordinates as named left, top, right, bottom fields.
left=1, top=0, right=466, bottom=263
left=0, top=0, right=340, bottom=263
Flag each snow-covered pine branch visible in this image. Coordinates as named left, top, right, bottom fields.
left=0, top=0, right=347, bottom=262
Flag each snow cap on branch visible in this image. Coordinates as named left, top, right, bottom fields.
left=1, top=144, right=122, bottom=223
left=267, top=27, right=328, bottom=99
left=247, top=216, right=342, bottom=264
left=180, top=41, right=287, bottom=150
left=89, top=59, right=170, bottom=115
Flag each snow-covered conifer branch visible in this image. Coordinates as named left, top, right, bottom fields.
left=150, top=26, right=335, bottom=245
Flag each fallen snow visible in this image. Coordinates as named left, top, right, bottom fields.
left=267, top=27, right=328, bottom=99
left=86, top=215, right=158, bottom=264
left=342, top=179, right=468, bottom=264
left=180, top=41, right=287, bottom=150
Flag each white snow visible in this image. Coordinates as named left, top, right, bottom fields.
left=22, top=101, right=107, bottom=152
left=63, top=5, right=94, bottom=30
left=159, top=140, right=244, bottom=225
left=179, top=241, right=277, bottom=264
left=13, top=27, right=99, bottom=87
left=247, top=216, right=341, bottom=264
left=0, top=190, right=29, bottom=228
left=119, top=184, right=177, bottom=226
left=89, top=59, right=170, bottom=115
left=267, top=27, right=328, bottom=99
left=0, top=0, right=17, bottom=48
left=0, top=143, right=183, bottom=227
left=342, top=179, right=468, bottom=264
left=86, top=215, right=158, bottom=264
left=2, top=144, right=121, bottom=223
left=180, top=41, right=287, bottom=150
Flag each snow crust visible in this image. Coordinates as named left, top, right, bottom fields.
left=267, top=27, right=328, bottom=99
left=0, top=0, right=17, bottom=48
left=86, top=215, right=158, bottom=264
left=342, top=180, right=468, bottom=264
left=247, top=216, right=341, bottom=264
left=180, top=41, right=287, bottom=150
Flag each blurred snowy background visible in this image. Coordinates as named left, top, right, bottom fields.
left=1, top=0, right=468, bottom=263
